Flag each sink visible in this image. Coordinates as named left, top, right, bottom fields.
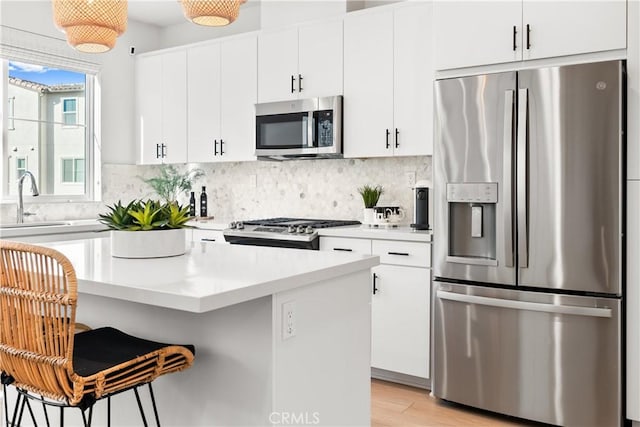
left=0, top=221, right=70, bottom=229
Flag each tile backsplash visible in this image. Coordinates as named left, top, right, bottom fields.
left=1, top=156, right=431, bottom=224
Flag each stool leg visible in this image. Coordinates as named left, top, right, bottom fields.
left=147, top=384, right=161, bottom=427
left=40, top=395, right=51, bottom=427
left=133, top=387, right=149, bottom=427
left=107, top=396, right=111, bottom=427
left=60, top=405, right=64, bottom=426
left=9, top=392, right=22, bottom=427
left=24, top=397, right=37, bottom=426
left=15, top=393, right=26, bottom=426
left=3, top=385, right=9, bottom=427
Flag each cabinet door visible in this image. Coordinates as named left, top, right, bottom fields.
left=523, top=0, right=626, bottom=61
left=433, top=1, right=522, bottom=70
left=220, top=35, right=258, bottom=162
left=257, top=27, right=298, bottom=103
left=298, top=19, right=343, bottom=98
left=344, top=10, right=394, bottom=158
left=136, top=55, right=163, bottom=165
left=371, top=265, right=430, bottom=379
left=393, top=3, right=433, bottom=156
left=187, top=43, right=221, bottom=163
left=161, top=50, right=188, bottom=163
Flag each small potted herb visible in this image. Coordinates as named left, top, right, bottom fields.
left=140, top=165, right=204, bottom=204
left=99, top=199, right=191, bottom=258
left=357, top=185, right=383, bottom=224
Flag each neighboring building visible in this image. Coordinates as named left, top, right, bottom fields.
left=7, top=76, right=85, bottom=196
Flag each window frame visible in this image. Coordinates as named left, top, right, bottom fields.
left=60, top=157, right=84, bottom=184
left=15, top=156, right=26, bottom=180
left=61, top=97, right=78, bottom=127
left=0, top=59, right=97, bottom=202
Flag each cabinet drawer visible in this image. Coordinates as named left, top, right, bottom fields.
left=193, top=229, right=226, bottom=244
left=319, top=237, right=372, bottom=255
left=372, top=240, right=430, bottom=268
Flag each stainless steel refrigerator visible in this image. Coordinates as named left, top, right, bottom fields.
left=432, top=60, right=624, bottom=426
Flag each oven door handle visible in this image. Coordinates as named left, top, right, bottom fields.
left=437, top=290, right=612, bottom=318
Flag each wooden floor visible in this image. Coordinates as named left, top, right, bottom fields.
left=371, top=379, right=537, bottom=426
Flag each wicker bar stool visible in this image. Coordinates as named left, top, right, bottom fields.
left=0, top=240, right=195, bottom=426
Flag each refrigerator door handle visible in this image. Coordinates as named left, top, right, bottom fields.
left=517, top=88, right=529, bottom=268
left=503, top=90, right=515, bottom=268
left=437, top=290, right=612, bottom=318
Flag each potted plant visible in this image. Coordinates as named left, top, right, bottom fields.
left=140, top=165, right=204, bottom=204
left=99, top=200, right=191, bottom=258
left=357, top=185, right=383, bottom=224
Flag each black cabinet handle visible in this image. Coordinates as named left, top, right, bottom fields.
left=526, top=24, right=531, bottom=50
left=395, top=128, right=399, bottom=148
left=156, top=143, right=160, bottom=159
left=388, top=251, right=409, bottom=256
left=298, top=74, right=303, bottom=92
left=201, top=238, right=216, bottom=242
left=291, top=75, right=296, bottom=93
left=385, top=129, right=390, bottom=149
left=333, top=248, right=353, bottom=252
left=512, top=25, right=517, bottom=51
left=220, top=139, right=225, bottom=155
left=161, top=144, right=167, bottom=158
left=214, top=140, right=218, bottom=156
left=373, top=273, right=379, bottom=295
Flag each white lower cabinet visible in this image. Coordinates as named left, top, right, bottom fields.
left=319, top=235, right=431, bottom=380
left=371, top=264, right=430, bottom=378
left=191, top=229, right=227, bottom=244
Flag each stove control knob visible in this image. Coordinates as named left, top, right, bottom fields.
left=229, top=221, right=237, bottom=229
left=288, top=225, right=296, bottom=233
left=305, top=226, right=314, bottom=234
left=296, top=225, right=306, bottom=234
left=236, top=221, right=244, bottom=230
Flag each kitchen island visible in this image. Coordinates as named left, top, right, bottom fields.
left=8, top=236, right=378, bottom=426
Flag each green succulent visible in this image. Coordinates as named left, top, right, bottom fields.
left=99, top=200, right=192, bottom=231
left=357, top=185, right=384, bottom=208
left=98, top=200, right=137, bottom=230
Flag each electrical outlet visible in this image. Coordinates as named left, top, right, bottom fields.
left=406, top=171, right=416, bottom=188
left=282, top=301, right=296, bottom=340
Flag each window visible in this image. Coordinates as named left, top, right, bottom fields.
left=61, top=158, right=84, bottom=183
left=2, top=60, right=94, bottom=199
left=62, top=98, right=77, bottom=126
left=16, top=157, right=26, bottom=179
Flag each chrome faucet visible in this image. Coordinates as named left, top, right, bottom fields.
left=17, top=171, right=39, bottom=223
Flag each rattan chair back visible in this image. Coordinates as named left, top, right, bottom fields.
left=0, top=240, right=77, bottom=403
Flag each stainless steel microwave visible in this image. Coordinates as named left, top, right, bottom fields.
left=255, top=96, right=342, bottom=159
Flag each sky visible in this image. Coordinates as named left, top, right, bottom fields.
left=8, top=61, right=85, bottom=86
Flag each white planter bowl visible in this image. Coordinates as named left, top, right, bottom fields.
left=111, top=229, right=186, bottom=258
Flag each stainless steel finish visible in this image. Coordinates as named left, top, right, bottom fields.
left=16, top=171, right=39, bottom=223
left=516, top=88, right=529, bottom=269
left=503, top=90, right=515, bottom=268
left=223, top=226, right=318, bottom=243
left=255, top=96, right=342, bottom=159
left=445, top=256, right=498, bottom=266
left=434, top=71, right=516, bottom=286
left=437, top=289, right=612, bottom=318
left=433, top=282, right=621, bottom=426
left=471, top=206, right=483, bottom=237
left=517, top=62, right=622, bottom=294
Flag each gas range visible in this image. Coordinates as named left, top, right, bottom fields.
left=223, top=217, right=361, bottom=250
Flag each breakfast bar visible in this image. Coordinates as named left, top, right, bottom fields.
left=7, top=237, right=378, bottom=426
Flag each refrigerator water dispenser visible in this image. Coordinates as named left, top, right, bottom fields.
left=447, top=183, right=498, bottom=265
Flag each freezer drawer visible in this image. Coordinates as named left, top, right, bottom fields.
left=432, top=282, right=620, bottom=426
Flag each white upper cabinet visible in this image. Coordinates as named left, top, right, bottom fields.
left=344, top=3, right=433, bottom=158
left=187, top=35, right=257, bottom=163
left=434, top=0, right=627, bottom=71
left=258, top=19, right=343, bottom=103
left=136, top=50, right=188, bottom=164
left=522, top=1, right=626, bottom=61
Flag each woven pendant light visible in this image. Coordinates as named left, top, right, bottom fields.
left=180, top=0, right=242, bottom=27
left=53, top=0, right=128, bottom=53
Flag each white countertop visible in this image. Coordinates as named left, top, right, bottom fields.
left=0, top=219, right=106, bottom=239
left=317, top=225, right=432, bottom=242
left=38, top=237, right=379, bottom=314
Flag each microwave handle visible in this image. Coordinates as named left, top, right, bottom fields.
left=308, top=111, right=315, bottom=148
